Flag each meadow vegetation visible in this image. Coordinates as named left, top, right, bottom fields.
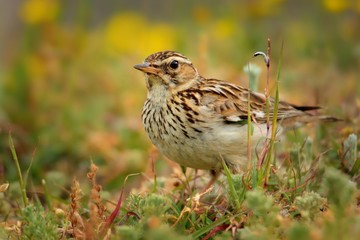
left=0, top=1, right=359, bottom=239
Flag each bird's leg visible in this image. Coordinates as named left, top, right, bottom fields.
left=203, top=169, right=219, bottom=191
left=192, top=169, right=198, bottom=191
left=180, top=165, right=192, bottom=193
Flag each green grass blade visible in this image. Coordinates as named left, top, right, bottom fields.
left=350, top=157, right=360, bottom=176
left=24, top=148, right=36, bottom=189
left=222, top=159, right=241, bottom=209
left=9, top=133, right=28, bottom=207
left=263, top=41, right=282, bottom=185
left=246, top=63, right=253, bottom=170
left=192, top=212, right=243, bottom=239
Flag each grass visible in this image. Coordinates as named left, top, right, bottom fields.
left=1, top=53, right=359, bottom=238
left=8, top=134, right=28, bottom=207
left=1, top=1, right=360, bottom=239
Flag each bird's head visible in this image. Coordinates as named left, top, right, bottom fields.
left=134, top=51, right=199, bottom=92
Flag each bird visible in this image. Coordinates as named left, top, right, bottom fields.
left=134, top=50, right=336, bottom=175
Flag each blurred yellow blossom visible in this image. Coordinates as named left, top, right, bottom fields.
left=20, top=0, right=59, bottom=24
left=212, top=18, right=236, bottom=40
left=105, top=12, right=146, bottom=53
left=105, top=12, right=177, bottom=54
left=142, top=24, right=176, bottom=54
left=322, top=0, right=349, bottom=12
left=244, top=0, right=285, bottom=18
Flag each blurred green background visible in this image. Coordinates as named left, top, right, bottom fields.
left=0, top=0, right=359, bottom=189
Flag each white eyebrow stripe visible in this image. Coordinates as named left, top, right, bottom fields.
left=166, top=56, right=192, bottom=65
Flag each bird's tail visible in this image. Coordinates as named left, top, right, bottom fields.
left=280, top=114, right=341, bottom=129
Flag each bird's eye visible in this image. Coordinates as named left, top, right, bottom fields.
left=169, top=60, right=179, bottom=69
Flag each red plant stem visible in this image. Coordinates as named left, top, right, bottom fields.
left=151, top=152, right=157, bottom=192
left=104, top=186, right=124, bottom=228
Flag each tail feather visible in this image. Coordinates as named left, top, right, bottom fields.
left=280, top=114, right=341, bottom=129
left=291, top=105, right=321, bottom=111
left=317, top=115, right=342, bottom=122
left=289, top=104, right=341, bottom=125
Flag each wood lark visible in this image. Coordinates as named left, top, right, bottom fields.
left=134, top=51, right=336, bottom=174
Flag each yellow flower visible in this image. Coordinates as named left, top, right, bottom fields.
left=20, top=0, right=59, bottom=24
left=105, top=12, right=176, bottom=54
left=142, top=24, right=176, bottom=54
left=212, top=18, right=236, bottom=40
left=245, top=0, right=285, bottom=18
left=322, top=0, right=349, bottom=12
left=105, top=12, right=147, bottom=53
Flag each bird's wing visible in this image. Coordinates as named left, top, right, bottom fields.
left=194, top=79, right=310, bottom=124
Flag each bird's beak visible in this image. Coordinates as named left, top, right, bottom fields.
left=133, top=62, right=160, bottom=75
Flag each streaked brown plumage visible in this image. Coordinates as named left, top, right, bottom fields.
left=134, top=51, right=335, bottom=173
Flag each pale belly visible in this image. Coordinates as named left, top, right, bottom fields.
left=148, top=122, right=270, bottom=173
